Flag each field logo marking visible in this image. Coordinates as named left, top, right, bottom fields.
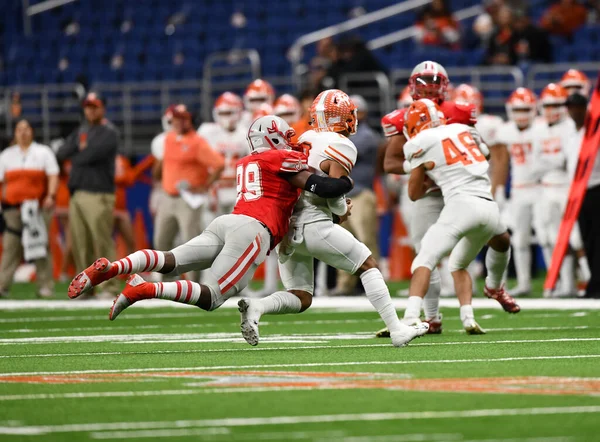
left=1, top=371, right=598, bottom=396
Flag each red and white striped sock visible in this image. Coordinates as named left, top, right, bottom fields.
left=153, top=280, right=201, bottom=305
left=111, top=250, right=167, bottom=276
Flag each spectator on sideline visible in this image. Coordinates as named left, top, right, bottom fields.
left=153, top=104, right=224, bottom=281
left=333, top=96, right=384, bottom=296
left=0, top=119, right=59, bottom=298
left=568, top=93, right=600, bottom=298
left=414, top=0, right=461, bottom=49
left=541, top=0, right=588, bottom=37
left=57, top=92, right=120, bottom=298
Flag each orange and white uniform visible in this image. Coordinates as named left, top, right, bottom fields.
left=0, top=142, right=59, bottom=206
left=197, top=122, right=248, bottom=213
left=161, top=131, right=225, bottom=197
left=403, top=107, right=504, bottom=273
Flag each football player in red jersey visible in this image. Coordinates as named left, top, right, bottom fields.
left=377, top=61, right=518, bottom=338
left=67, top=115, right=354, bottom=319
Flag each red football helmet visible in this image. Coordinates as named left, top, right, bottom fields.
left=560, top=69, right=590, bottom=97
left=409, top=61, right=450, bottom=104
left=397, top=86, right=413, bottom=109
left=403, top=98, right=446, bottom=140
left=310, top=89, right=358, bottom=135
left=244, top=79, right=275, bottom=113
left=506, top=88, right=537, bottom=129
left=273, top=94, right=301, bottom=125
left=213, top=92, right=243, bottom=131
left=453, top=84, right=483, bottom=115
left=540, top=83, right=569, bottom=125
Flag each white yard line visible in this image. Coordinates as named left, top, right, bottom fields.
left=0, top=309, right=596, bottom=325
left=91, top=429, right=349, bottom=441
left=1, top=297, right=599, bottom=311
left=2, top=354, right=599, bottom=377
left=0, top=406, right=598, bottom=435
left=1, top=337, right=599, bottom=359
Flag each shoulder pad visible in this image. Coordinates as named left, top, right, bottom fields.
left=403, top=130, right=436, bottom=162
left=322, top=139, right=358, bottom=173
left=274, top=149, right=309, bottom=173
left=381, top=109, right=406, bottom=137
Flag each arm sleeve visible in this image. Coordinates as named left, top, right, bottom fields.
left=304, top=174, right=353, bottom=198
left=44, top=147, right=60, bottom=175
left=56, top=130, right=79, bottom=161
left=327, top=196, right=348, bottom=216
left=278, top=150, right=309, bottom=173
left=71, top=128, right=118, bottom=166
left=381, top=110, right=405, bottom=138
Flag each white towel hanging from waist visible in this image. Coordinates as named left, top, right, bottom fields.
left=21, top=200, right=48, bottom=261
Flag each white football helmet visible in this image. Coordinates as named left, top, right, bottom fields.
left=247, top=115, right=296, bottom=153
left=213, top=92, right=243, bottom=131
left=409, top=60, right=449, bottom=103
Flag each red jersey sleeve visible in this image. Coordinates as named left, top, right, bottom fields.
left=270, top=149, right=309, bottom=174
left=441, top=101, right=477, bottom=126
left=381, top=109, right=406, bottom=137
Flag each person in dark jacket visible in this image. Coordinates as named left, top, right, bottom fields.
left=56, top=92, right=120, bottom=297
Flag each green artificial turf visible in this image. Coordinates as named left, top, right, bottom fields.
left=0, top=289, right=598, bottom=442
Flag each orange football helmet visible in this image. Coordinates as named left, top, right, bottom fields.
left=560, top=69, right=590, bottom=97
left=403, top=98, right=446, bottom=140
left=244, top=79, right=275, bottom=112
left=252, top=103, right=274, bottom=120
left=310, top=89, right=358, bottom=135
left=397, top=86, right=413, bottom=109
left=540, top=83, right=568, bottom=125
left=273, top=94, right=301, bottom=125
left=505, top=88, right=537, bottom=128
left=213, top=92, right=243, bottom=131
left=453, top=84, right=483, bottom=115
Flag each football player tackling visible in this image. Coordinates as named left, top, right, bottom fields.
left=238, top=89, right=429, bottom=348
left=68, top=116, right=355, bottom=318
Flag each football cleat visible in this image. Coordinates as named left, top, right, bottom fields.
left=238, top=298, right=262, bottom=346
left=464, top=321, right=486, bottom=335
left=484, top=284, right=521, bottom=313
left=68, top=257, right=112, bottom=299
left=109, top=274, right=153, bottom=321
left=391, top=322, right=430, bottom=347
left=375, top=327, right=390, bottom=338
left=424, top=315, right=442, bottom=334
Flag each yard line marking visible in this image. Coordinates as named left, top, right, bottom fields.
left=91, top=429, right=347, bottom=441
left=90, top=427, right=231, bottom=439
left=0, top=319, right=379, bottom=334
left=0, top=308, right=597, bottom=324
left=1, top=337, right=599, bottom=359
left=320, top=434, right=463, bottom=442
left=2, top=354, right=600, bottom=377
left=0, top=406, right=598, bottom=435
left=1, top=297, right=600, bottom=311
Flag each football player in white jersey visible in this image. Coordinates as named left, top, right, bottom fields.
left=198, top=92, right=249, bottom=215
left=273, top=94, right=301, bottom=125
left=494, top=88, right=541, bottom=296
left=402, top=99, right=512, bottom=333
left=240, top=79, right=275, bottom=128
left=535, top=83, right=590, bottom=297
left=237, top=89, right=429, bottom=348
